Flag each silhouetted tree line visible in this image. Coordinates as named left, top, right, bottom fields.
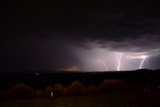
left=0, top=79, right=159, bottom=100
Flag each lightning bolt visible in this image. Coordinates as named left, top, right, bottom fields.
left=97, top=60, right=109, bottom=71
left=139, top=55, right=147, bottom=69
left=116, top=52, right=122, bottom=71
left=127, top=54, right=151, bottom=70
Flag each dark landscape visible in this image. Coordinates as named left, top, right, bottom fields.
left=0, top=69, right=160, bottom=107
left=2, top=0, right=160, bottom=106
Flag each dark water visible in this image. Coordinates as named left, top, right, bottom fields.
left=0, top=69, right=160, bottom=90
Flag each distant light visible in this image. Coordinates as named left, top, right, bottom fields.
left=51, top=92, right=53, bottom=97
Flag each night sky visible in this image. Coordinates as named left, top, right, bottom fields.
left=1, top=0, right=160, bottom=72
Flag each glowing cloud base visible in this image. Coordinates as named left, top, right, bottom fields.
left=71, top=46, right=151, bottom=71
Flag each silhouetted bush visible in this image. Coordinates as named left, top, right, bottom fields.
left=81, top=86, right=88, bottom=95
left=53, top=83, right=64, bottom=96
left=99, top=79, right=127, bottom=94
left=7, top=83, right=35, bottom=99
left=64, top=81, right=84, bottom=96
left=156, top=86, right=160, bottom=95
left=35, top=90, right=44, bottom=98
left=0, top=91, right=4, bottom=100
left=0, top=91, right=8, bottom=100
left=153, top=86, right=160, bottom=94
left=45, top=86, right=54, bottom=97
left=45, top=83, right=64, bottom=97
left=64, top=87, right=71, bottom=96
left=86, top=85, right=99, bottom=95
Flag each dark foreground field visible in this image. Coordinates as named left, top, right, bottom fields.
left=0, top=92, right=160, bottom=107
left=0, top=70, right=160, bottom=107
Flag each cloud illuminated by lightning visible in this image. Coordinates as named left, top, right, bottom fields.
left=71, top=43, right=154, bottom=71
left=127, top=54, right=149, bottom=69
left=97, top=60, right=109, bottom=71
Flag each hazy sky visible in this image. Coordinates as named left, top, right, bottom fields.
left=1, top=0, right=160, bottom=71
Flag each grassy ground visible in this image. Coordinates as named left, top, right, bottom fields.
left=0, top=92, right=160, bottom=107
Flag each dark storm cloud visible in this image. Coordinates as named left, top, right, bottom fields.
left=1, top=36, right=80, bottom=71
left=2, top=0, right=160, bottom=70
left=62, top=7, right=160, bottom=54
